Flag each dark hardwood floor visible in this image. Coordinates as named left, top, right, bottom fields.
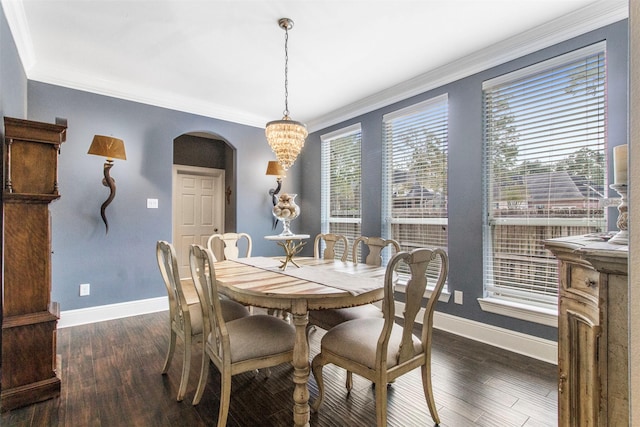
left=1, top=311, right=557, bottom=426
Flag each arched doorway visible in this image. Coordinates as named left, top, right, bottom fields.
left=172, top=132, right=236, bottom=277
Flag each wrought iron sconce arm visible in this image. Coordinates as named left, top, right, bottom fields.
left=100, top=160, right=117, bottom=233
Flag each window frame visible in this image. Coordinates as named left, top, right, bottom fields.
left=382, top=94, right=450, bottom=298
left=320, top=123, right=362, bottom=260
left=480, top=42, right=607, bottom=324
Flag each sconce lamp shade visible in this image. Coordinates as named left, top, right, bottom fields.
left=88, top=135, right=127, bottom=161
left=265, top=160, right=287, bottom=178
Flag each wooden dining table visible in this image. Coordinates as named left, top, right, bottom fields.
left=212, top=256, right=387, bottom=427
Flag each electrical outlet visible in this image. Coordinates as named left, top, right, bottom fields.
left=454, top=290, right=463, bottom=305
left=80, top=283, right=90, bottom=296
left=147, top=198, right=158, bottom=209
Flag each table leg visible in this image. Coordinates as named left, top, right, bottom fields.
left=291, top=303, right=310, bottom=427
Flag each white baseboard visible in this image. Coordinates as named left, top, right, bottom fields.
left=395, top=301, right=558, bottom=365
left=59, top=297, right=557, bottom=365
left=58, top=296, right=168, bottom=328
left=434, top=311, right=557, bottom=365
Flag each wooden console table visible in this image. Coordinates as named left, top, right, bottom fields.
left=545, top=235, right=629, bottom=426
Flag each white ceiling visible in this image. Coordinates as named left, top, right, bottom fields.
left=2, top=0, right=628, bottom=132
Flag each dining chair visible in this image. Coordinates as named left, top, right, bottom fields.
left=308, top=236, right=399, bottom=337
left=207, top=232, right=255, bottom=313
left=352, top=236, right=400, bottom=267
left=308, top=236, right=400, bottom=389
left=189, top=244, right=296, bottom=426
left=311, top=247, right=448, bottom=426
left=206, top=232, right=252, bottom=261
left=313, top=233, right=349, bottom=262
left=156, top=240, right=250, bottom=401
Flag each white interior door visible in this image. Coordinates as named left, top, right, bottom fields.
left=173, top=165, right=225, bottom=278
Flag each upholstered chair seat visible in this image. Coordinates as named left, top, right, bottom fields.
left=181, top=277, right=250, bottom=332
left=211, top=315, right=295, bottom=363
left=308, top=304, right=383, bottom=332
left=220, top=300, right=252, bottom=323
left=320, top=318, right=422, bottom=369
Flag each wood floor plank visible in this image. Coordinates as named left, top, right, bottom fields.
left=1, top=311, right=557, bottom=426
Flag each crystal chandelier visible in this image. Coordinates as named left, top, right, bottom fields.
left=265, top=18, right=308, bottom=171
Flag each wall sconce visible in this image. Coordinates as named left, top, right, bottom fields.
left=87, top=135, right=126, bottom=233
left=266, top=160, right=286, bottom=229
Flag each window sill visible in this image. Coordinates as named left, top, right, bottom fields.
left=477, top=297, right=557, bottom=327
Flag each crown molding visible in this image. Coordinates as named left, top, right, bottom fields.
left=3, top=0, right=628, bottom=132
left=307, top=0, right=628, bottom=132
left=27, top=65, right=267, bottom=128
left=1, top=0, right=36, bottom=72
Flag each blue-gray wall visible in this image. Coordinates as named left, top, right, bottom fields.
left=25, top=82, right=300, bottom=311
left=299, top=20, right=629, bottom=341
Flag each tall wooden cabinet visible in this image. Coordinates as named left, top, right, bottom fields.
left=545, top=236, right=629, bottom=426
left=1, top=117, right=66, bottom=411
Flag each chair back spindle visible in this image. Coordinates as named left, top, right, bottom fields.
left=157, top=241, right=192, bottom=337
left=190, top=244, right=228, bottom=361
left=352, top=236, right=400, bottom=266
left=314, top=233, right=349, bottom=262
left=207, top=232, right=252, bottom=261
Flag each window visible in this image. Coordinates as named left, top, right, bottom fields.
left=320, top=124, right=362, bottom=260
left=382, top=95, right=448, bottom=283
left=482, top=42, right=606, bottom=315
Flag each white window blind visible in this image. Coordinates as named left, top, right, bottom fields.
left=321, top=124, right=362, bottom=261
left=382, top=95, right=448, bottom=280
left=483, top=42, right=606, bottom=308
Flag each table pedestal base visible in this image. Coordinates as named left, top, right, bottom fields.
left=292, top=307, right=311, bottom=427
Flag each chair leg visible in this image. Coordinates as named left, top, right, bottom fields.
left=217, top=370, right=232, bottom=427
left=177, top=333, right=191, bottom=401
left=310, top=354, right=326, bottom=412
left=374, top=378, right=388, bottom=427
left=421, top=364, right=440, bottom=425
left=346, top=371, right=353, bottom=391
left=192, top=349, right=210, bottom=405
left=162, top=328, right=177, bottom=374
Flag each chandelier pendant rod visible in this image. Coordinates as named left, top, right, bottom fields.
left=281, top=18, right=292, bottom=117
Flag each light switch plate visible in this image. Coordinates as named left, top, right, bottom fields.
left=454, top=290, right=463, bottom=305
left=80, top=283, right=90, bottom=296
left=147, top=198, right=158, bottom=209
